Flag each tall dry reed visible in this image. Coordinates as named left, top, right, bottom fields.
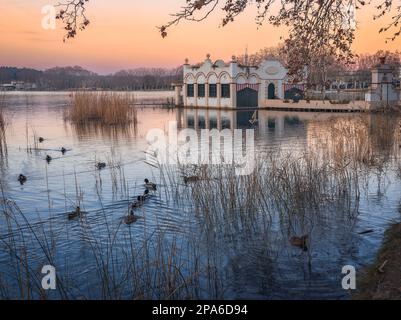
left=0, top=170, right=224, bottom=300
left=66, top=92, right=137, bottom=126
left=0, top=94, right=8, bottom=159
left=1, top=113, right=399, bottom=300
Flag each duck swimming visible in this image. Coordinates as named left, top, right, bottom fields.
left=124, top=215, right=139, bottom=224
left=38, top=137, right=44, bottom=143
left=18, top=174, right=27, bottom=185
left=68, top=206, right=83, bottom=220
left=183, top=176, right=200, bottom=184
left=129, top=190, right=150, bottom=212
left=46, top=155, right=52, bottom=163
left=96, top=162, right=106, bottom=170
left=61, top=147, right=67, bottom=154
left=289, top=235, right=308, bottom=251
left=143, top=189, right=150, bottom=199
left=130, top=195, right=145, bottom=210
left=144, top=178, right=157, bottom=190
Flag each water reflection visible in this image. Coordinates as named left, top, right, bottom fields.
left=0, top=93, right=400, bottom=299
left=180, top=108, right=400, bottom=161
left=68, top=121, right=138, bottom=142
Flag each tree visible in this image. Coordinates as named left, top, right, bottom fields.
left=54, top=0, right=401, bottom=75
left=356, top=50, right=401, bottom=71
left=236, top=45, right=348, bottom=89
left=55, top=0, right=90, bottom=41
left=236, top=45, right=288, bottom=66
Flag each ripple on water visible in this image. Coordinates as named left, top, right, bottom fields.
left=0, top=93, right=401, bottom=299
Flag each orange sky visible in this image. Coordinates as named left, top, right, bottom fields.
left=0, top=0, right=400, bottom=74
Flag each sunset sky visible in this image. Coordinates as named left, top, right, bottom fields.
left=1, top=0, right=400, bottom=74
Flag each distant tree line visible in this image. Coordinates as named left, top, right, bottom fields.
left=0, top=65, right=182, bottom=90
left=237, top=47, right=401, bottom=90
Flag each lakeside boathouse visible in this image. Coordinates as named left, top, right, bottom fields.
left=174, top=54, right=302, bottom=109
left=173, top=55, right=401, bottom=111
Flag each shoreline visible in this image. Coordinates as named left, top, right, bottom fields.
left=354, top=222, right=401, bottom=300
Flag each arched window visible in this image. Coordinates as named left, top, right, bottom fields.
left=267, top=83, right=275, bottom=99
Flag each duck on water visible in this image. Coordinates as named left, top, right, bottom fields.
left=183, top=175, right=201, bottom=184
left=96, top=162, right=106, bottom=170
left=144, top=178, right=156, bottom=190
left=68, top=206, right=85, bottom=220
left=130, top=189, right=150, bottom=209
left=18, top=174, right=27, bottom=185
left=289, top=235, right=308, bottom=251
left=124, top=190, right=151, bottom=225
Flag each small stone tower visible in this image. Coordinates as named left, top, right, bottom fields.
left=366, top=56, right=400, bottom=108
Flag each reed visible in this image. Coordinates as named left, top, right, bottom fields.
left=157, top=146, right=362, bottom=241
left=0, top=204, right=222, bottom=299
left=0, top=113, right=400, bottom=300
left=0, top=169, right=223, bottom=299
left=0, top=94, right=8, bottom=159
left=66, top=92, right=137, bottom=126
left=0, top=143, right=390, bottom=299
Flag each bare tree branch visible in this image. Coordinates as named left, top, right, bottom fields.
left=53, top=0, right=401, bottom=74
left=55, top=0, right=90, bottom=41
left=375, top=0, right=401, bottom=40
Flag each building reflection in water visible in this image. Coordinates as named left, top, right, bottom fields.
left=176, top=107, right=401, bottom=161
left=177, top=108, right=311, bottom=142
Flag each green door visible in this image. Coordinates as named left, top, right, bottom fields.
left=236, top=87, right=258, bottom=108
left=268, top=83, right=275, bottom=99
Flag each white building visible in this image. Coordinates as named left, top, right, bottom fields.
left=365, top=57, right=401, bottom=107
left=179, top=54, right=291, bottom=109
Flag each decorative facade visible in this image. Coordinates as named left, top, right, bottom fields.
left=181, top=54, right=290, bottom=108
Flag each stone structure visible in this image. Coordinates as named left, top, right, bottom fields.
left=365, top=57, right=401, bottom=107
left=176, top=54, right=290, bottom=108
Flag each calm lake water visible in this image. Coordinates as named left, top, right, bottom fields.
left=0, top=92, right=400, bottom=299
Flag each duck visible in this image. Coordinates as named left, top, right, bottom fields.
left=68, top=206, right=83, bottom=220
left=61, top=147, right=67, bottom=154
left=143, top=189, right=151, bottom=199
left=129, top=190, right=150, bottom=211
left=46, top=155, right=52, bottom=163
left=38, top=137, right=44, bottom=143
left=289, top=235, right=308, bottom=251
left=183, top=175, right=200, bottom=184
left=96, top=162, right=106, bottom=170
left=124, top=214, right=140, bottom=225
left=130, top=195, right=145, bottom=210
left=144, top=178, right=157, bottom=190
left=18, top=174, right=27, bottom=185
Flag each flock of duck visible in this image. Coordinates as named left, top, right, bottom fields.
left=17, top=138, right=160, bottom=225
left=17, top=136, right=110, bottom=185
left=17, top=136, right=310, bottom=245
left=17, top=137, right=67, bottom=185
left=18, top=137, right=68, bottom=185
left=123, top=179, right=157, bottom=224
left=66, top=178, right=157, bottom=225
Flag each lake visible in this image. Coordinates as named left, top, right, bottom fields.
left=0, top=91, right=400, bottom=299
